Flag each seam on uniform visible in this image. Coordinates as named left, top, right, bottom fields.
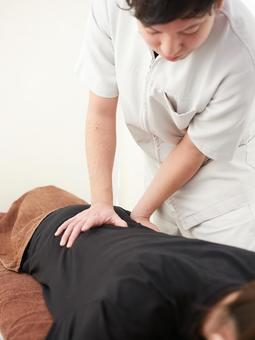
left=220, top=9, right=255, bottom=69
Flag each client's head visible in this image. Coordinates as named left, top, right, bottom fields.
left=202, top=282, right=255, bottom=340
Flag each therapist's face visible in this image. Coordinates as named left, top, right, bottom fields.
left=138, top=2, right=222, bottom=62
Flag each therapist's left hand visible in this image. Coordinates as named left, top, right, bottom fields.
left=130, top=213, right=160, bottom=232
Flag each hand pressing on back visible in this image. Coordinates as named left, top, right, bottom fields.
left=130, top=212, right=160, bottom=232
left=54, top=203, right=127, bottom=248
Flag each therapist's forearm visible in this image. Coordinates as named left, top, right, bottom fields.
left=132, top=133, right=206, bottom=217
left=86, top=94, right=118, bottom=205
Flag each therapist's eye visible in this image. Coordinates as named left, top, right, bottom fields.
left=182, top=25, right=200, bottom=35
left=148, top=31, right=160, bottom=35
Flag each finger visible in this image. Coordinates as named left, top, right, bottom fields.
left=81, top=218, right=95, bottom=232
left=55, top=210, right=88, bottom=236
left=54, top=217, right=75, bottom=236
left=142, top=222, right=160, bottom=232
left=149, top=223, right=160, bottom=232
left=147, top=224, right=160, bottom=232
left=66, top=224, right=84, bottom=248
left=113, top=217, right=128, bottom=227
left=59, top=223, right=77, bottom=246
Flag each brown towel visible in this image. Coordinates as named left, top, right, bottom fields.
left=0, top=261, right=52, bottom=339
left=0, top=185, right=86, bottom=272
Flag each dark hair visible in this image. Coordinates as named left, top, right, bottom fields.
left=227, top=281, right=255, bottom=340
left=124, top=0, right=217, bottom=26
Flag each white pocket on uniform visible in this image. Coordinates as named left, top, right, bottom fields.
left=161, top=92, right=196, bottom=130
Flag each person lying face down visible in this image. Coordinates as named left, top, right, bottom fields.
left=1, top=186, right=255, bottom=339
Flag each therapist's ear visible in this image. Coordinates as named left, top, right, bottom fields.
left=214, top=0, right=224, bottom=12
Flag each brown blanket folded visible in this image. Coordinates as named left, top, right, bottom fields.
left=0, top=261, right=52, bottom=340
left=0, top=185, right=86, bottom=272
left=0, top=186, right=86, bottom=339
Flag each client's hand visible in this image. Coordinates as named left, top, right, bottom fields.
left=54, top=203, right=127, bottom=248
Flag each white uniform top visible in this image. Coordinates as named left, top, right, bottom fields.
left=76, top=0, right=255, bottom=230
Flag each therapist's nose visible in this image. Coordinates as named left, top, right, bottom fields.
left=160, top=35, right=181, bottom=60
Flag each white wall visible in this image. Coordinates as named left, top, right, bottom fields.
left=0, top=0, right=91, bottom=210
left=0, top=0, right=145, bottom=212
left=1, top=0, right=255, bottom=213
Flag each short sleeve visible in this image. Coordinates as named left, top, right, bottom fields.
left=75, top=0, right=118, bottom=98
left=188, top=68, right=255, bottom=160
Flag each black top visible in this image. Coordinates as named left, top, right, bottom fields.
left=25, top=205, right=255, bottom=340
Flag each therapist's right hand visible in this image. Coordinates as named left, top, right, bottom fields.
left=54, top=203, right=127, bottom=248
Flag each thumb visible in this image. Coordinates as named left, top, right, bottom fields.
left=150, top=224, right=160, bottom=232
left=112, top=216, right=128, bottom=227
left=145, top=222, right=160, bottom=232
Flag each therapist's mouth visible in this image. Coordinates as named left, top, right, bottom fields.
left=168, top=57, right=179, bottom=61
left=164, top=54, right=182, bottom=61
left=170, top=52, right=191, bottom=61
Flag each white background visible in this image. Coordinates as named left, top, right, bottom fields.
left=0, top=0, right=255, bottom=213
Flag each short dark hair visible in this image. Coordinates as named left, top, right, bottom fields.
left=227, top=281, right=255, bottom=340
left=124, top=0, right=216, bottom=26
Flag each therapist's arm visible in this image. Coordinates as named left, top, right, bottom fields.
left=131, top=132, right=206, bottom=226
left=55, top=92, right=127, bottom=248
left=86, top=92, right=117, bottom=205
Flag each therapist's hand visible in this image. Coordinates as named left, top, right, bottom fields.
left=131, top=212, right=160, bottom=232
left=55, top=203, right=127, bottom=248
